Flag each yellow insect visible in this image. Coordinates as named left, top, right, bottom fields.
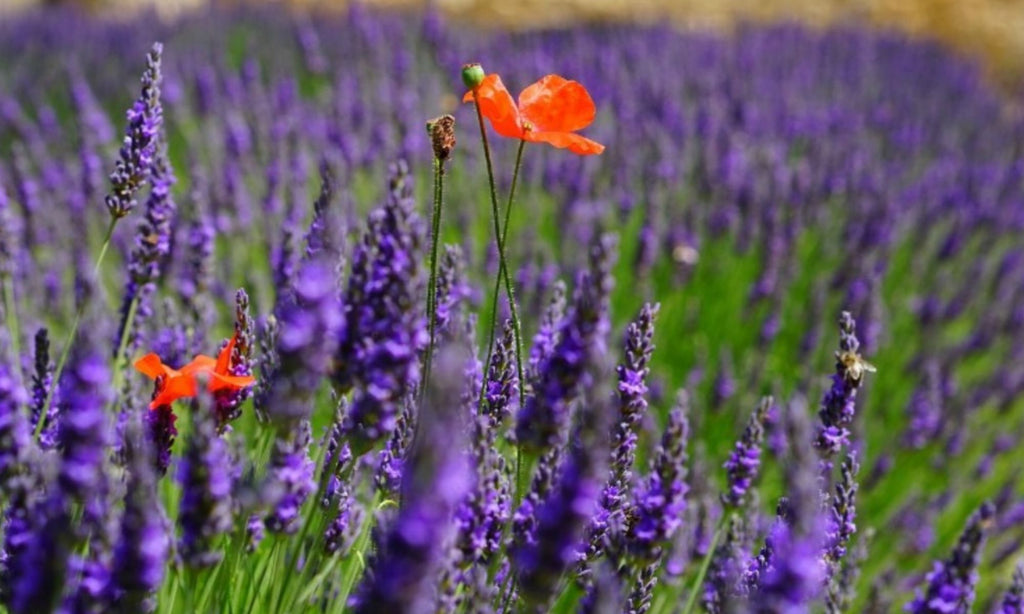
left=837, top=350, right=876, bottom=385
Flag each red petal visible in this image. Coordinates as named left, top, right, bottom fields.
left=523, top=130, right=605, bottom=155
left=518, top=75, right=597, bottom=134
left=464, top=74, right=523, bottom=139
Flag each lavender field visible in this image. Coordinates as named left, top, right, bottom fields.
left=1, top=5, right=1024, bottom=613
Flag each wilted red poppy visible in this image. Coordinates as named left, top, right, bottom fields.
left=463, top=73, right=605, bottom=156
left=135, top=334, right=255, bottom=409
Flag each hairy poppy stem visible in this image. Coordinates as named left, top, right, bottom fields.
left=421, top=157, right=445, bottom=400
left=471, top=92, right=526, bottom=413
left=37, top=214, right=118, bottom=439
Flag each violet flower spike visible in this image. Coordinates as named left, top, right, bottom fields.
left=105, top=42, right=164, bottom=220
left=907, top=502, right=995, bottom=614
left=722, top=397, right=770, bottom=509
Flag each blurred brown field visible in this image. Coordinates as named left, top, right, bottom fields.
left=7, top=0, right=1024, bottom=86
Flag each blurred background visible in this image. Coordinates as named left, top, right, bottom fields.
left=4, top=0, right=1024, bottom=86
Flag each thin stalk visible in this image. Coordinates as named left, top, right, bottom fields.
left=421, top=157, right=445, bottom=400
left=470, top=93, right=525, bottom=409
left=2, top=276, right=21, bottom=377
left=681, top=517, right=726, bottom=614
left=36, top=215, right=118, bottom=439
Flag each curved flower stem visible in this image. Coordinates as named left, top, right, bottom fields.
left=36, top=215, right=118, bottom=439
left=471, top=92, right=525, bottom=409
left=421, top=157, right=445, bottom=399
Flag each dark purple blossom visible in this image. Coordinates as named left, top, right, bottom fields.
left=824, top=453, right=859, bottom=573
left=213, top=289, right=254, bottom=426
left=527, top=280, right=567, bottom=382
left=105, top=43, right=163, bottom=219
left=28, top=328, right=58, bottom=450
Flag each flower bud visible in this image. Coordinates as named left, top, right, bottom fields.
left=461, top=63, right=485, bottom=89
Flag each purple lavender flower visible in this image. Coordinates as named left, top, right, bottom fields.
left=336, top=161, right=426, bottom=453
left=527, top=280, right=567, bottom=382
left=628, top=562, right=658, bottom=614
left=177, top=390, right=232, bottom=568
left=105, top=43, right=164, bottom=219
left=109, top=413, right=169, bottom=613
left=115, top=142, right=175, bottom=358
left=263, top=260, right=341, bottom=429
left=27, top=328, right=58, bottom=450
left=455, top=322, right=515, bottom=564
left=628, top=400, right=690, bottom=563
left=722, top=397, right=770, bottom=509
left=516, top=235, right=615, bottom=453
left=703, top=517, right=747, bottom=614
left=213, top=289, right=254, bottom=426
left=58, top=332, right=112, bottom=503
left=303, top=161, right=339, bottom=263
left=513, top=370, right=613, bottom=611
left=824, top=453, right=859, bottom=572
left=755, top=397, right=826, bottom=611
left=815, top=312, right=869, bottom=462
left=353, top=348, right=470, bottom=614
left=433, top=245, right=470, bottom=343
left=8, top=496, right=71, bottom=614
left=907, top=502, right=995, bottom=614
left=265, top=420, right=315, bottom=534
left=0, top=355, right=29, bottom=493
left=374, top=400, right=413, bottom=496
left=145, top=393, right=176, bottom=477
left=997, top=563, right=1024, bottom=614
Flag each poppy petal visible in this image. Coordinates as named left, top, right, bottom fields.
left=209, top=371, right=256, bottom=392
left=464, top=74, right=522, bottom=139
left=149, top=374, right=198, bottom=409
left=216, top=334, right=236, bottom=375
left=135, top=354, right=171, bottom=380
left=518, top=75, right=597, bottom=134
left=524, top=130, right=605, bottom=155
left=181, top=355, right=216, bottom=376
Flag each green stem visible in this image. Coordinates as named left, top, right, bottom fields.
left=422, top=157, right=445, bottom=400
left=470, top=94, right=525, bottom=410
left=36, top=215, right=118, bottom=439
left=2, top=276, right=21, bottom=376
left=681, top=517, right=726, bottom=614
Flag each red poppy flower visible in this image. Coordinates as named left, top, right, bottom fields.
left=463, top=74, right=605, bottom=156
left=135, top=334, right=255, bottom=409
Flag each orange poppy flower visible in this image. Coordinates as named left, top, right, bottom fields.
left=135, top=334, right=256, bottom=409
left=463, top=74, right=605, bottom=156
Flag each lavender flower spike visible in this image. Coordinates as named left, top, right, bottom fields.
left=0, top=353, right=29, bottom=494
left=336, top=162, right=426, bottom=453
left=515, top=234, right=615, bottom=454
left=115, top=141, right=175, bottom=358
left=214, top=288, right=254, bottom=426
left=105, top=42, right=163, bottom=219
left=177, top=388, right=232, bottom=568
left=997, top=563, right=1024, bottom=614
left=628, top=396, right=690, bottom=563
left=514, top=361, right=614, bottom=611
left=28, top=328, right=58, bottom=450
left=722, top=396, right=770, bottom=509
left=815, top=311, right=871, bottom=461
left=354, top=347, right=471, bottom=614
left=907, top=501, right=995, bottom=614
left=110, top=412, right=169, bottom=612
